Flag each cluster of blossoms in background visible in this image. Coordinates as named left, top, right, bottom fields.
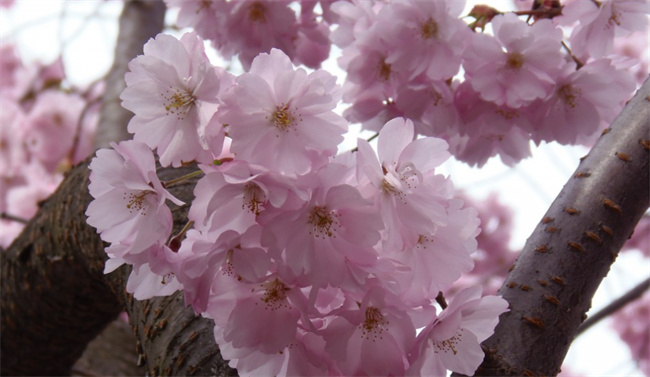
left=0, top=43, right=99, bottom=247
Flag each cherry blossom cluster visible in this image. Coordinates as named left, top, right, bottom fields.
left=164, top=0, right=335, bottom=70
left=86, top=32, right=509, bottom=376
left=165, top=0, right=647, bottom=167
left=0, top=44, right=99, bottom=247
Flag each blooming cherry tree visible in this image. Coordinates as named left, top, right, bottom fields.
left=1, top=0, right=649, bottom=376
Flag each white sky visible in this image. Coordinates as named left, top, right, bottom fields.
left=1, top=1, right=648, bottom=376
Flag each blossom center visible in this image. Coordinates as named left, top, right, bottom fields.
left=260, top=278, right=290, bottom=310
left=381, top=178, right=401, bottom=196
left=164, top=87, right=195, bottom=120
left=434, top=329, right=463, bottom=355
left=420, top=18, right=439, bottom=40
left=308, top=206, right=339, bottom=239
left=496, top=108, right=519, bottom=120
left=608, top=10, right=622, bottom=27
left=242, top=182, right=266, bottom=215
left=558, top=84, right=581, bottom=109
left=397, top=162, right=421, bottom=190
left=125, top=190, right=154, bottom=215
left=248, top=2, right=267, bottom=23
left=417, top=234, right=435, bottom=249
left=377, top=58, right=392, bottom=82
left=506, top=52, right=525, bottom=69
left=360, top=307, right=389, bottom=341
left=270, top=103, right=298, bottom=132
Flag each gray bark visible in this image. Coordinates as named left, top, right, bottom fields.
left=472, top=77, right=650, bottom=376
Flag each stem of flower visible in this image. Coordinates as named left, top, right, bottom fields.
left=168, top=220, right=194, bottom=252
left=163, top=170, right=203, bottom=188
left=561, top=41, right=584, bottom=69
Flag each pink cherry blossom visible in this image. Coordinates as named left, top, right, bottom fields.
left=392, top=199, right=478, bottom=305
left=453, top=82, right=533, bottom=167
left=221, top=276, right=303, bottom=355
left=218, top=48, right=346, bottom=175
left=188, top=160, right=310, bottom=234
left=163, top=0, right=231, bottom=49
left=329, top=0, right=382, bottom=49
left=125, top=248, right=183, bottom=300
left=212, top=0, right=299, bottom=71
left=408, top=287, right=509, bottom=376
left=121, top=32, right=230, bottom=167
left=0, top=97, right=27, bottom=180
left=218, top=328, right=329, bottom=376
left=86, top=140, right=183, bottom=255
left=22, top=90, right=85, bottom=172
left=356, top=117, right=452, bottom=251
left=463, top=13, right=564, bottom=108
left=322, top=284, right=418, bottom=376
left=614, top=31, right=650, bottom=85
left=259, top=169, right=382, bottom=288
left=175, top=225, right=270, bottom=313
left=558, top=0, right=649, bottom=61
left=531, top=58, right=635, bottom=145
left=379, top=0, right=470, bottom=81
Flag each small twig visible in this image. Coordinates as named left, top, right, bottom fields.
left=436, top=291, right=448, bottom=310
left=561, top=40, right=584, bottom=69
left=577, top=276, right=650, bottom=336
left=0, top=212, right=29, bottom=224
left=349, top=133, right=378, bottom=153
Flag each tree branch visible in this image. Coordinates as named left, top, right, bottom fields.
left=94, top=0, right=166, bottom=149
left=473, top=77, right=650, bottom=376
left=577, top=276, right=650, bottom=336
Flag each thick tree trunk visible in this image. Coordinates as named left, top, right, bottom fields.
left=0, top=160, right=237, bottom=376
left=472, top=77, right=650, bottom=377
left=94, top=0, right=166, bottom=149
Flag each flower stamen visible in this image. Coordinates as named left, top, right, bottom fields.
left=308, top=206, right=339, bottom=238
left=164, top=88, right=195, bottom=120
left=242, top=183, right=266, bottom=215
left=360, top=307, right=389, bottom=341
left=125, top=190, right=154, bottom=215
left=420, top=18, right=439, bottom=40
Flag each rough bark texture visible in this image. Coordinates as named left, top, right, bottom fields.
left=94, top=0, right=166, bottom=149
left=71, top=318, right=145, bottom=377
left=472, top=77, right=650, bottom=377
left=1, top=159, right=122, bottom=376
left=1, top=160, right=237, bottom=376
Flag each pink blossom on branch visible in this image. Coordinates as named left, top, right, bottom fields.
left=86, top=140, right=183, bottom=257
left=531, top=58, right=635, bottom=145
left=218, top=48, right=346, bottom=175
left=379, top=0, right=470, bottom=82
left=121, top=32, right=231, bottom=167
left=463, top=12, right=564, bottom=108
left=558, top=0, right=649, bottom=62
left=408, top=286, right=509, bottom=376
